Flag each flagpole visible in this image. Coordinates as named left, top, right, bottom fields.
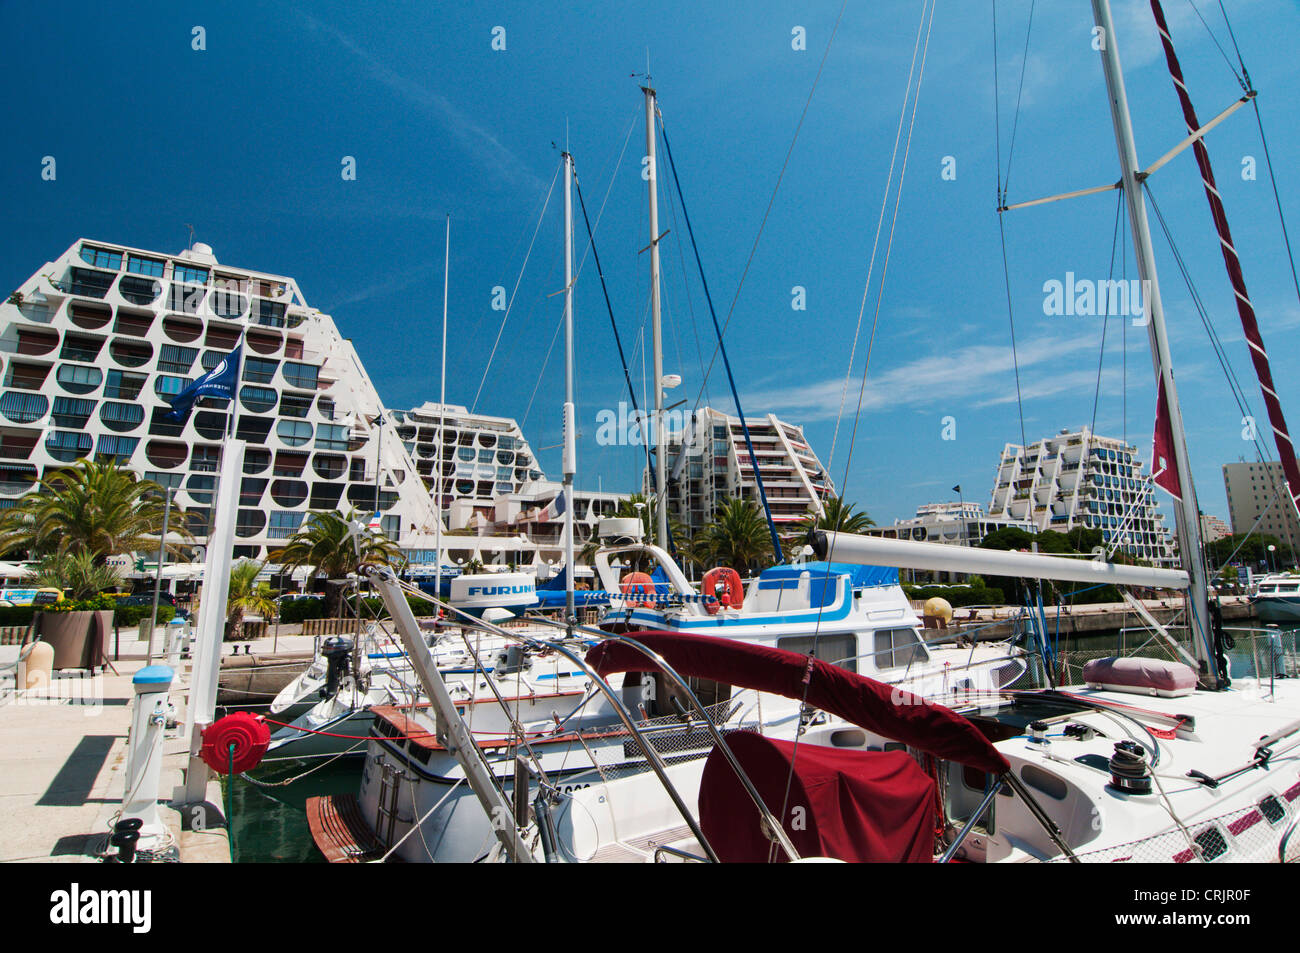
left=181, top=310, right=248, bottom=804
left=437, top=214, right=449, bottom=607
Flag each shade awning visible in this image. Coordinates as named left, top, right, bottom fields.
left=586, top=631, right=1009, bottom=774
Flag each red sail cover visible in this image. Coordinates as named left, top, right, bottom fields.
left=698, top=732, right=936, bottom=863
left=586, top=631, right=1009, bottom=774
left=1150, top=0, right=1300, bottom=519
left=1152, top=382, right=1182, bottom=499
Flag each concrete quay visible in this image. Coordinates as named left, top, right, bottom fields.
left=0, top=639, right=231, bottom=864
left=927, top=594, right=1258, bottom=641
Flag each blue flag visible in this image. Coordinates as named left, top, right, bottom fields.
left=166, top=343, right=242, bottom=422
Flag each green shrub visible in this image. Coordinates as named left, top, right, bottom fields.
left=342, top=592, right=438, bottom=620
left=0, top=605, right=36, bottom=627
left=903, top=584, right=1006, bottom=608
left=278, top=597, right=326, bottom=624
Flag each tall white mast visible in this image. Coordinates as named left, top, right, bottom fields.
left=436, top=214, right=449, bottom=603
left=644, top=85, right=668, bottom=550
left=1092, top=0, right=1217, bottom=684
left=562, top=151, right=577, bottom=623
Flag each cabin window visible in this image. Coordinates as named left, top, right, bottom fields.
left=873, top=628, right=929, bottom=669
left=775, top=633, right=857, bottom=673
left=948, top=764, right=997, bottom=834
left=1020, top=764, right=1068, bottom=801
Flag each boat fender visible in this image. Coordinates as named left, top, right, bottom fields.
left=201, top=711, right=271, bottom=774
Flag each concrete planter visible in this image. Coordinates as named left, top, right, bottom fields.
left=34, top=610, right=112, bottom=670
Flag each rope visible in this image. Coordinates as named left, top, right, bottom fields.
left=373, top=777, right=465, bottom=863
left=238, top=738, right=368, bottom=787
left=226, top=743, right=236, bottom=861
left=658, top=120, right=783, bottom=562
left=773, top=0, right=937, bottom=862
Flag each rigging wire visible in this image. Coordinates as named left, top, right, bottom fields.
left=494, top=116, right=637, bottom=390
left=992, top=0, right=1033, bottom=448
left=1185, top=0, right=1248, bottom=91
left=687, top=0, right=848, bottom=415
left=771, top=0, right=937, bottom=860
left=1144, top=180, right=1300, bottom=563
left=1090, top=191, right=1126, bottom=435
left=823, top=0, right=930, bottom=478
left=999, top=0, right=1036, bottom=197
left=472, top=159, right=563, bottom=413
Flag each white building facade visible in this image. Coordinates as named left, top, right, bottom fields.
left=0, top=238, right=440, bottom=559
left=870, top=501, right=1036, bottom=547
left=651, top=407, right=834, bottom=535
left=987, top=427, right=1176, bottom=567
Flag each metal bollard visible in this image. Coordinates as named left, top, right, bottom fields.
left=121, top=665, right=175, bottom=855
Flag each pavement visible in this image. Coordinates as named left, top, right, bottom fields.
left=0, top=639, right=231, bottom=863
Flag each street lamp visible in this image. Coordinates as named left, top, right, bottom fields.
left=1268, top=544, right=1277, bottom=574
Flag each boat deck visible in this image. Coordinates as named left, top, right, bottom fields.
left=306, top=794, right=387, bottom=863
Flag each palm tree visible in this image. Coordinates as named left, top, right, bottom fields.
left=223, top=559, right=278, bottom=640
left=577, top=493, right=697, bottom=573
left=786, top=496, right=875, bottom=554
left=695, top=498, right=775, bottom=574
left=269, top=509, right=402, bottom=617
left=31, top=550, right=122, bottom=600
left=0, top=458, right=190, bottom=562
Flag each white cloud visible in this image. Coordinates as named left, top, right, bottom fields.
left=298, top=13, right=544, bottom=194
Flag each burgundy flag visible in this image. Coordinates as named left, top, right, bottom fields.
left=1152, top=383, right=1182, bottom=499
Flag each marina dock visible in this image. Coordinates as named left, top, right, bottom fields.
left=0, top=642, right=230, bottom=864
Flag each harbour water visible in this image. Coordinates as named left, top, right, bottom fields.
left=222, top=618, right=1296, bottom=863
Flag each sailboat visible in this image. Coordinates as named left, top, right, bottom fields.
left=305, top=1, right=1300, bottom=862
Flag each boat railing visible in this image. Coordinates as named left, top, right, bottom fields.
left=654, top=843, right=709, bottom=863
left=392, top=579, right=801, bottom=862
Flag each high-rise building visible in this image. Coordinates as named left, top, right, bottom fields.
left=392, top=402, right=547, bottom=526
left=1199, top=513, right=1232, bottom=543
left=1222, top=460, right=1300, bottom=544
left=0, top=238, right=440, bottom=558
left=986, top=427, right=1176, bottom=566
left=651, top=407, right=834, bottom=535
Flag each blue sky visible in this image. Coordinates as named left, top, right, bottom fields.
left=3, top=0, right=1299, bottom=529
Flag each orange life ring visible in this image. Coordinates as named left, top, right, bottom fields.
left=620, top=571, right=656, bottom=609
left=701, top=567, right=744, bottom=614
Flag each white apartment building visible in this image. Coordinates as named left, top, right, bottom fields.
left=870, top=501, right=1036, bottom=546
left=0, top=238, right=440, bottom=559
left=987, top=427, right=1176, bottom=567
left=392, top=401, right=546, bottom=522
left=650, top=407, right=834, bottom=535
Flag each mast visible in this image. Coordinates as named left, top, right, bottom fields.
left=644, top=85, right=669, bottom=551
left=436, top=214, right=449, bottom=603
left=562, top=151, right=576, bottom=623
left=1092, top=0, right=1218, bottom=685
